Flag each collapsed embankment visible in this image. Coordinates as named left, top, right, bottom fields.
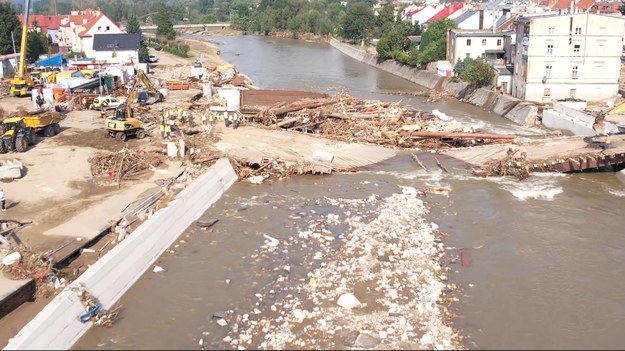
left=329, top=38, right=538, bottom=127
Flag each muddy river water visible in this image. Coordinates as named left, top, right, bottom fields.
left=75, top=36, right=625, bottom=350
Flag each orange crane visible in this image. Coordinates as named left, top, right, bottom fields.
left=10, top=0, right=35, bottom=97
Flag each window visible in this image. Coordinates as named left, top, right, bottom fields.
left=482, top=39, right=487, bottom=46
left=106, top=26, right=110, bottom=31
left=547, top=44, right=553, bottom=56
left=467, top=39, right=471, bottom=46
left=466, top=53, right=470, bottom=58
left=544, top=88, right=551, bottom=97
left=575, top=27, right=582, bottom=35
left=574, top=44, right=580, bottom=54
left=548, top=27, right=555, bottom=34
left=570, top=89, right=576, bottom=97
left=97, top=26, right=101, bottom=31
left=545, top=65, right=553, bottom=78
left=497, top=39, right=502, bottom=46
left=572, top=66, right=578, bottom=79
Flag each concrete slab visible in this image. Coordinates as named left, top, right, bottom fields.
left=0, top=274, right=35, bottom=320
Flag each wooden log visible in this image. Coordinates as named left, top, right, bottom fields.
left=272, top=116, right=301, bottom=128
left=435, top=156, right=448, bottom=173
left=270, top=100, right=335, bottom=116
left=411, top=153, right=426, bottom=170
left=326, top=112, right=379, bottom=120
left=402, top=131, right=516, bottom=140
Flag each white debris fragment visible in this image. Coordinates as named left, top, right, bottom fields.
left=337, top=293, right=362, bottom=309
left=263, top=234, right=280, bottom=247
left=152, top=265, right=165, bottom=273
left=217, top=319, right=228, bottom=327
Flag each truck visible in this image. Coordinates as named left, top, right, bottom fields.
left=0, top=111, right=62, bottom=153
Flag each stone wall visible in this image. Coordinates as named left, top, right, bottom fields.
left=329, top=38, right=538, bottom=126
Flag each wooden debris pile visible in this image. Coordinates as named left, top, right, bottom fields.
left=1, top=245, right=58, bottom=298
left=79, top=288, right=122, bottom=327
left=473, top=148, right=530, bottom=180
left=89, top=149, right=162, bottom=183
left=231, top=157, right=330, bottom=183
left=243, top=92, right=511, bottom=149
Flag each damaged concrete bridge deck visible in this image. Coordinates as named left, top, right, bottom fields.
left=213, top=124, right=399, bottom=172
left=439, top=134, right=625, bottom=173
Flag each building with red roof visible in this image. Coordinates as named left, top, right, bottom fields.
left=426, top=2, right=465, bottom=23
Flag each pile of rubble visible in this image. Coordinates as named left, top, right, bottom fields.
left=215, top=187, right=462, bottom=350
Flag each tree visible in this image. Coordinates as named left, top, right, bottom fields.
left=156, top=4, right=176, bottom=40
left=620, top=0, right=625, bottom=15
left=26, top=30, right=49, bottom=62
left=126, top=14, right=141, bottom=34
left=419, top=18, right=456, bottom=51
left=377, top=3, right=395, bottom=26
left=416, top=18, right=457, bottom=68
left=341, top=1, right=374, bottom=40
left=199, top=0, right=215, bottom=15
left=0, top=3, right=22, bottom=55
left=376, top=23, right=410, bottom=60
left=460, top=57, right=495, bottom=87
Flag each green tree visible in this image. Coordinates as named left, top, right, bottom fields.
left=26, top=30, right=49, bottom=62
left=416, top=18, right=456, bottom=68
left=126, top=14, right=141, bottom=34
left=377, top=3, right=395, bottom=26
left=199, top=0, right=215, bottom=14
left=230, top=0, right=252, bottom=32
left=460, top=57, right=495, bottom=87
left=419, top=18, right=456, bottom=51
left=341, top=1, right=374, bottom=40
left=156, top=4, right=176, bottom=40
left=376, top=23, right=409, bottom=59
left=0, top=3, right=21, bottom=55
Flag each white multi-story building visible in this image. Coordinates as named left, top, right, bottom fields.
left=511, top=13, right=625, bottom=102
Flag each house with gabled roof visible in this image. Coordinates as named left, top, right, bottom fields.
left=426, top=2, right=465, bottom=25
left=74, top=13, right=123, bottom=56
left=91, top=33, right=141, bottom=69
left=410, top=5, right=445, bottom=26
left=454, top=9, right=498, bottom=30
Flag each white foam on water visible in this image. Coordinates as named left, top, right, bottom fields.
left=498, top=173, right=565, bottom=201
left=607, top=188, right=625, bottom=197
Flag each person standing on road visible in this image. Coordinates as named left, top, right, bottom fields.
left=0, top=189, right=6, bottom=211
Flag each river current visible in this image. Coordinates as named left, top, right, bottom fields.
left=75, top=36, right=625, bottom=350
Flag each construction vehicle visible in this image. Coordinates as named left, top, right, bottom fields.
left=103, top=70, right=162, bottom=142
left=0, top=112, right=60, bottom=153
left=10, top=0, right=35, bottom=97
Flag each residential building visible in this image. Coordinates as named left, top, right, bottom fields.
left=76, top=13, right=124, bottom=57
left=510, top=13, right=625, bottom=102
left=410, top=5, right=445, bottom=26
left=92, top=33, right=141, bottom=68
left=447, top=29, right=515, bottom=93
left=589, top=1, right=623, bottom=14
left=426, top=2, right=465, bottom=25
left=453, top=9, right=498, bottom=30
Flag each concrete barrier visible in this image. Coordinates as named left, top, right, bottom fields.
left=4, top=158, right=238, bottom=350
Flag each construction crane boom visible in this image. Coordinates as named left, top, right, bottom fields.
left=10, top=0, right=35, bottom=97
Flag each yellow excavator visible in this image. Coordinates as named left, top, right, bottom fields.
left=10, top=0, right=35, bottom=97
left=104, top=70, right=163, bottom=141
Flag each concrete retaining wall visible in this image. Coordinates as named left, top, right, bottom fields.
left=329, top=38, right=538, bottom=126
left=4, top=158, right=238, bottom=350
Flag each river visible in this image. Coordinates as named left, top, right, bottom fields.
left=75, top=36, right=625, bottom=350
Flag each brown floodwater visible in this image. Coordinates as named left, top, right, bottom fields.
left=74, top=36, right=625, bottom=350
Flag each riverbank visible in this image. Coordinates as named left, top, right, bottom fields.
left=328, top=38, right=539, bottom=127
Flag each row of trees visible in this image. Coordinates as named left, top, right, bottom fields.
left=0, top=3, right=51, bottom=62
